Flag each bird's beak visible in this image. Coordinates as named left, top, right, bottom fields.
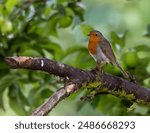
left=88, top=33, right=90, bottom=36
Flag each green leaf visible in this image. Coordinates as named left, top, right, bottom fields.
left=144, top=24, right=150, bottom=37
left=121, top=99, right=133, bottom=108
left=91, top=96, right=101, bottom=109
left=110, top=31, right=128, bottom=52
left=58, top=15, right=73, bottom=28
left=21, top=49, right=42, bottom=57
left=0, top=75, right=20, bottom=92
left=56, top=4, right=66, bottom=16
left=8, top=85, right=28, bottom=115
left=134, top=105, right=149, bottom=115
left=42, top=49, right=53, bottom=59
left=41, top=43, right=63, bottom=60
left=62, top=46, right=91, bottom=67
left=80, top=24, right=94, bottom=36
left=143, top=77, right=150, bottom=88
left=75, top=50, right=95, bottom=68
left=63, top=46, right=87, bottom=57
left=69, top=1, right=85, bottom=21
left=44, top=7, right=52, bottom=17
left=48, top=13, right=60, bottom=36
left=28, top=88, right=43, bottom=107
left=0, top=93, right=5, bottom=110
left=18, top=88, right=30, bottom=107
left=5, top=0, right=19, bottom=13
left=9, top=96, right=27, bottom=115
left=65, top=7, right=74, bottom=17
left=57, top=0, right=67, bottom=3
left=0, top=5, right=3, bottom=15
left=134, top=45, right=150, bottom=52
left=40, top=89, right=53, bottom=99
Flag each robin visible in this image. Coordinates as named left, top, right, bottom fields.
left=88, top=30, right=130, bottom=79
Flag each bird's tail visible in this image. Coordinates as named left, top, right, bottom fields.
left=115, top=61, right=130, bottom=79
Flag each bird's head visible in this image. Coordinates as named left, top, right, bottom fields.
left=88, top=30, right=103, bottom=43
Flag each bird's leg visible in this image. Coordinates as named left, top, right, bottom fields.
left=95, top=62, right=102, bottom=72
left=95, top=62, right=104, bottom=80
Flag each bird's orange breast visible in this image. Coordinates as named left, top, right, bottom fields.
left=88, top=42, right=99, bottom=54
left=88, top=34, right=101, bottom=54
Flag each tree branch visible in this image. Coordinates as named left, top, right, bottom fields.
left=5, top=56, right=150, bottom=115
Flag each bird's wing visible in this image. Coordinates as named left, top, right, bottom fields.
left=100, top=39, right=131, bottom=79
left=99, top=39, right=117, bottom=64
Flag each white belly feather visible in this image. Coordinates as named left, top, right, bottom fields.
left=89, top=46, right=110, bottom=63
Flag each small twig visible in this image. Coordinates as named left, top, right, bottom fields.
left=32, top=83, right=77, bottom=116
left=32, top=87, right=66, bottom=116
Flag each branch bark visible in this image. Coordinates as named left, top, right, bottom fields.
left=5, top=56, right=150, bottom=115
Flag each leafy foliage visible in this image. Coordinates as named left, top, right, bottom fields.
left=0, top=0, right=150, bottom=115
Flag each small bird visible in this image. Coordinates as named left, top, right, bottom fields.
left=88, top=30, right=130, bottom=79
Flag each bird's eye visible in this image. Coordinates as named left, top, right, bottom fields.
left=95, top=34, right=98, bottom=36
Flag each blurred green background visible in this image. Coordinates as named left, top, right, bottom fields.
left=0, top=0, right=150, bottom=115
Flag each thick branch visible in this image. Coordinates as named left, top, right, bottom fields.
left=5, top=56, right=84, bottom=78
left=5, top=56, right=150, bottom=115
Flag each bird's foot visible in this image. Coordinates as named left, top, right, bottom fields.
left=95, top=67, right=103, bottom=80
